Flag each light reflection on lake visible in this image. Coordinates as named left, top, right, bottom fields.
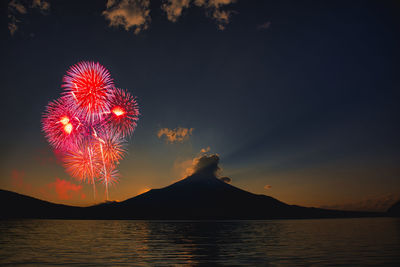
left=0, top=218, right=399, bottom=266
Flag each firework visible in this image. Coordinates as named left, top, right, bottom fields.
left=42, top=97, right=85, bottom=151
left=107, top=88, right=139, bottom=137
left=43, top=61, right=139, bottom=201
left=63, top=141, right=101, bottom=183
left=95, top=128, right=126, bottom=167
left=62, top=61, right=113, bottom=122
left=99, top=166, right=119, bottom=186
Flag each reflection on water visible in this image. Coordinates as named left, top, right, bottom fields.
left=0, top=218, right=399, bottom=266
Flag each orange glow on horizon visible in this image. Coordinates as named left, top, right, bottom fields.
left=138, top=187, right=150, bottom=195
left=112, top=106, right=125, bottom=117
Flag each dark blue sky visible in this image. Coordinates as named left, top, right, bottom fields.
left=1, top=0, right=399, bottom=209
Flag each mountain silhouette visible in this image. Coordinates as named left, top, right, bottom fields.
left=85, top=170, right=383, bottom=219
left=0, top=154, right=385, bottom=220
left=387, top=200, right=400, bottom=217
left=0, top=189, right=83, bottom=219
left=0, top=173, right=382, bottom=220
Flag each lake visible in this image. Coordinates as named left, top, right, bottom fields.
left=0, top=218, right=399, bottom=266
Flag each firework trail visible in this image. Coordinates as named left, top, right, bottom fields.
left=96, top=128, right=126, bottom=166
left=42, top=61, right=139, bottom=201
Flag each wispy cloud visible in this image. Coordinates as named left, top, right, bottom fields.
left=9, top=170, right=84, bottom=201
left=32, top=0, right=50, bottom=11
left=257, top=21, right=271, bottom=30
left=103, top=0, right=151, bottom=34
left=162, top=0, right=237, bottom=30
left=162, top=0, right=191, bottom=22
left=48, top=178, right=84, bottom=200
left=220, top=177, right=231, bottom=183
left=157, top=127, right=193, bottom=143
left=9, top=0, right=27, bottom=14
left=264, top=184, right=272, bottom=190
left=8, top=0, right=50, bottom=35
left=11, top=169, right=32, bottom=192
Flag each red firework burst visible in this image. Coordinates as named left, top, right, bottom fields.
left=62, top=61, right=113, bottom=122
left=99, top=165, right=119, bottom=186
left=42, top=97, right=85, bottom=151
left=63, top=141, right=101, bottom=183
left=107, top=88, right=139, bottom=137
left=95, top=128, right=126, bottom=167
left=43, top=61, right=140, bottom=200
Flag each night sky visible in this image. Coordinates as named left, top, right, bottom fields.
left=1, top=0, right=399, bottom=211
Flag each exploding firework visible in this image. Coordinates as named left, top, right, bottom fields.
left=42, top=61, right=139, bottom=201
left=62, top=61, right=113, bottom=122
left=42, top=97, right=85, bottom=151
left=63, top=141, right=101, bottom=183
left=107, top=88, right=139, bottom=137
left=99, top=166, right=119, bottom=186
left=95, top=128, right=126, bottom=167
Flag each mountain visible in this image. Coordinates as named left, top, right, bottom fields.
left=1, top=172, right=382, bottom=220
left=0, top=189, right=83, bottom=219
left=387, top=200, right=400, bottom=217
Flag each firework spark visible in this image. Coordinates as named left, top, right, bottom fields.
left=96, top=128, right=126, bottom=167
left=42, top=61, right=139, bottom=201
left=62, top=61, right=113, bottom=122
left=107, top=88, right=140, bottom=137
left=63, top=141, right=101, bottom=183
left=42, top=97, right=85, bottom=151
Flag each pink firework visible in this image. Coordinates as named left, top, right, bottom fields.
left=95, top=128, right=126, bottom=167
left=63, top=141, right=101, bottom=183
left=43, top=61, right=139, bottom=201
left=42, top=97, right=85, bottom=151
left=107, top=88, right=139, bottom=137
left=62, top=61, right=113, bottom=122
left=99, top=165, right=120, bottom=186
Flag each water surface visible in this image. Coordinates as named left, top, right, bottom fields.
left=1, top=218, right=399, bottom=266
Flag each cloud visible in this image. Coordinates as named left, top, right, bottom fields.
left=10, top=169, right=33, bottom=192
left=32, top=0, right=50, bottom=11
left=173, top=147, right=223, bottom=179
left=319, top=193, right=400, bottom=212
left=200, top=146, right=210, bottom=153
left=174, top=158, right=195, bottom=178
left=9, top=170, right=84, bottom=201
left=157, top=127, right=193, bottom=143
left=103, top=0, right=151, bottom=34
left=8, top=0, right=26, bottom=35
left=220, top=176, right=231, bottom=183
left=162, top=0, right=237, bottom=30
left=193, top=154, right=220, bottom=175
left=162, top=0, right=191, bottom=22
left=35, top=148, right=59, bottom=165
left=9, top=0, right=27, bottom=14
left=257, top=21, right=271, bottom=30
left=48, top=178, right=83, bottom=200
left=7, top=0, right=50, bottom=35
left=264, top=184, right=272, bottom=190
